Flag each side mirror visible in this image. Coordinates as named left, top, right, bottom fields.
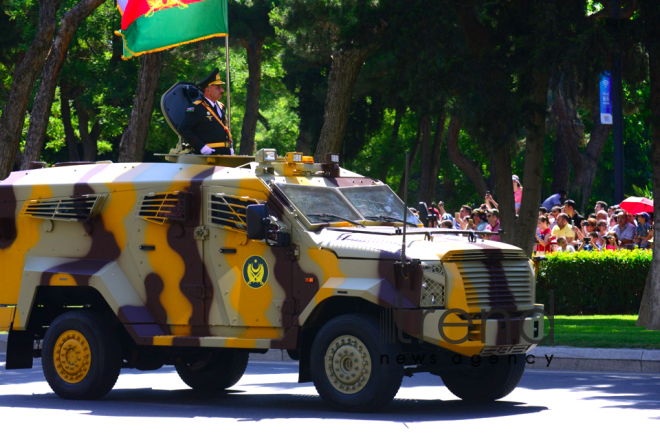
left=247, top=204, right=269, bottom=240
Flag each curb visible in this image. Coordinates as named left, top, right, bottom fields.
left=527, top=346, right=660, bottom=373
left=2, top=334, right=658, bottom=373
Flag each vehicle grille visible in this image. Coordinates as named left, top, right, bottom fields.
left=420, top=263, right=445, bottom=308
left=443, top=249, right=527, bottom=262
left=208, top=194, right=261, bottom=232
left=453, top=259, right=533, bottom=310
left=138, top=192, right=189, bottom=224
left=480, top=345, right=532, bottom=356
left=22, top=194, right=106, bottom=222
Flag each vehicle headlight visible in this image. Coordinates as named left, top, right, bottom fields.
left=420, top=262, right=446, bottom=308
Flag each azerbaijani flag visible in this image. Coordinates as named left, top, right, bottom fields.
left=115, top=0, right=228, bottom=60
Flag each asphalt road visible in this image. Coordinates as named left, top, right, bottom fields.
left=1, top=354, right=659, bottom=436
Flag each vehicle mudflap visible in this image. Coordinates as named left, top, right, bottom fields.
left=6, top=330, right=33, bottom=370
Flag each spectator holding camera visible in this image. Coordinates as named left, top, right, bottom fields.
left=485, top=192, right=498, bottom=210
left=468, top=209, right=488, bottom=232
left=455, top=205, right=473, bottom=229
left=578, top=232, right=599, bottom=252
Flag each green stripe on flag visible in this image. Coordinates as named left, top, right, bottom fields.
left=116, top=0, right=228, bottom=59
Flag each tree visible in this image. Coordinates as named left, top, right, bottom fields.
left=117, top=53, right=164, bottom=162
left=637, top=0, right=660, bottom=330
left=447, top=0, right=584, bottom=254
left=230, top=0, right=276, bottom=155
left=21, top=0, right=106, bottom=169
left=0, top=0, right=60, bottom=179
left=273, top=0, right=389, bottom=161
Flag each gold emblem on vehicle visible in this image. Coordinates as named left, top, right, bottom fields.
left=243, top=255, right=268, bottom=288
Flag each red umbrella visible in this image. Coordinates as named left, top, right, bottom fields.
left=619, top=196, right=654, bottom=214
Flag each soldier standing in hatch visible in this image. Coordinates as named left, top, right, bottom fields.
left=179, top=68, right=233, bottom=155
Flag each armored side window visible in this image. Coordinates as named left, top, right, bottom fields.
left=21, top=194, right=106, bottom=222
left=137, top=192, right=191, bottom=224
left=208, top=194, right=262, bottom=232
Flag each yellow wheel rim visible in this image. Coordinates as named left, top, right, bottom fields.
left=324, top=335, right=372, bottom=395
left=53, top=330, right=91, bottom=384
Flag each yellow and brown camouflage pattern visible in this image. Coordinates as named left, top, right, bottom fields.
left=0, top=153, right=543, bottom=358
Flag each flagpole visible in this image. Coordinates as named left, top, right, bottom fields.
left=225, top=35, right=231, bottom=131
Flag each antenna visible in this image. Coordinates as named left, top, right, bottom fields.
left=401, top=151, right=409, bottom=262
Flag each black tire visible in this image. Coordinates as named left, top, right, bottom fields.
left=310, top=314, right=403, bottom=412
left=175, top=349, right=249, bottom=391
left=441, top=354, right=526, bottom=402
left=42, top=310, right=122, bottom=400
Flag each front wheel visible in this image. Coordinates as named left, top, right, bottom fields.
left=310, top=314, right=403, bottom=412
left=441, top=354, right=526, bottom=402
left=42, top=311, right=122, bottom=400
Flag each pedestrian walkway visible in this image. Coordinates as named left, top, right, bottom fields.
left=2, top=333, right=659, bottom=373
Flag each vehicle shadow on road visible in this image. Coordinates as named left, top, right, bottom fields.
left=0, top=388, right=546, bottom=422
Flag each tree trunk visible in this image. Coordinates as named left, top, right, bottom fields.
left=417, top=113, right=433, bottom=203
left=0, top=0, right=60, bottom=179
left=118, top=53, right=163, bottom=162
left=21, top=0, right=106, bottom=170
left=446, top=115, right=489, bottom=199
left=379, top=99, right=405, bottom=183
left=60, top=82, right=80, bottom=161
left=554, top=71, right=611, bottom=211
left=314, top=46, right=376, bottom=161
left=513, top=72, right=549, bottom=254
left=426, top=112, right=447, bottom=202
left=571, top=98, right=612, bottom=209
left=398, top=115, right=423, bottom=197
left=550, top=71, right=577, bottom=194
left=238, top=36, right=264, bottom=155
left=74, top=97, right=100, bottom=162
left=550, top=139, right=570, bottom=195
left=638, top=15, right=660, bottom=330
left=491, top=136, right=517, bottom=241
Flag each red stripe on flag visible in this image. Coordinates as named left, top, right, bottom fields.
left=121, top=0, right=204, bottom=30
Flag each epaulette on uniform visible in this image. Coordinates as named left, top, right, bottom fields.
left=193, top=99, right=202, bottom=105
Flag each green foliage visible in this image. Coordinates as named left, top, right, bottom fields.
left=541, top=315, right=660, bottom=349
left=536, top=250, right=651, bottom=315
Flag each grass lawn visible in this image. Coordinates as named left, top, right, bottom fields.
left=541, top=315, right=660, bottom=349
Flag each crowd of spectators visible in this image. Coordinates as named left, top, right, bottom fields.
left=412, top=175, right=654, bottom=253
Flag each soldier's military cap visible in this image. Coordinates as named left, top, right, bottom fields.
left=197, top=68, right=225, bottom=90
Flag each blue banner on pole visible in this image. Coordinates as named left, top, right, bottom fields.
left=600, top=72, right=612, bottom=125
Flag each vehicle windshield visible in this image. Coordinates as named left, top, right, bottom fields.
left=275, top=184, right=363, bottom=224
left=339, top=186, right=421, bottom=226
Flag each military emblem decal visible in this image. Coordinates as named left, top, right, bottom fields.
left=243, top=255, right=268, bottom=289
left=186, top=107, right=195, bottom=112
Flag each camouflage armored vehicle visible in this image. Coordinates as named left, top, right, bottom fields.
left=0, top=149, right=544, bottom=411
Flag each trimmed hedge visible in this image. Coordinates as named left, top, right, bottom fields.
left=535, top=250, right=651, bottom=315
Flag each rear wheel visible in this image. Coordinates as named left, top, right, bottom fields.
left=441, top=354, right=526, bottom=401
left=310, top=314, right=403, bottom=412
left=175, top=349, right=249, bottom=391
left=42, top=311, right=121, bottom=400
